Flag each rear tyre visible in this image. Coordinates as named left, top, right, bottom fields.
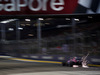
left=69, top=62, right=73, bottom=67
left=62, top=62, right=66, bottom=66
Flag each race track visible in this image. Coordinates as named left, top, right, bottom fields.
left=0, top=58, right=100, bottom=75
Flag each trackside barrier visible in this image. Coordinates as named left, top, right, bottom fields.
left=0, top=55, right=100, bottom=66
left=15, top=54, right=70, bottom=62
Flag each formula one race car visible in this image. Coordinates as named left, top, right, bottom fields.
left=62, top=53, right=90, bottom=68
left=62, top=57, right=82, bottom=67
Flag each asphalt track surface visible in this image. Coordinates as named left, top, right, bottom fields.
left=0, top=58, right=100, bottom=75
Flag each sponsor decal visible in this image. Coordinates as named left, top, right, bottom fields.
left=31, top=56, right=39, bottom=59
left=58, top=57, right=65, bottom=60
left=0, top=0, right=78, bottom=15
left=42, top=56, right=53, bottom=59
left=22, top=55, right=28, bottom=57
left=91, top=58, right=100, bottom=62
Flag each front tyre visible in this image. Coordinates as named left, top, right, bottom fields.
left=68, top=62, right=73, bottom=67
left=62, top=62, right=66, bottom=66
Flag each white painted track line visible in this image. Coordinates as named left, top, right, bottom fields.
left=9, top=71, right=100, bottom=75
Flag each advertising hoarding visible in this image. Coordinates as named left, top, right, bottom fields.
left=0, top=0, right=100, bottom=15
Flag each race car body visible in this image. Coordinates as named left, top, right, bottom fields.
left=62, top=57, right=82, bottom=67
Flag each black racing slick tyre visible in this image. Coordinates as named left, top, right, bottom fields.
left=69, top=62, right=73, bottom=67
left=62, top=62, right=66, bottom=66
